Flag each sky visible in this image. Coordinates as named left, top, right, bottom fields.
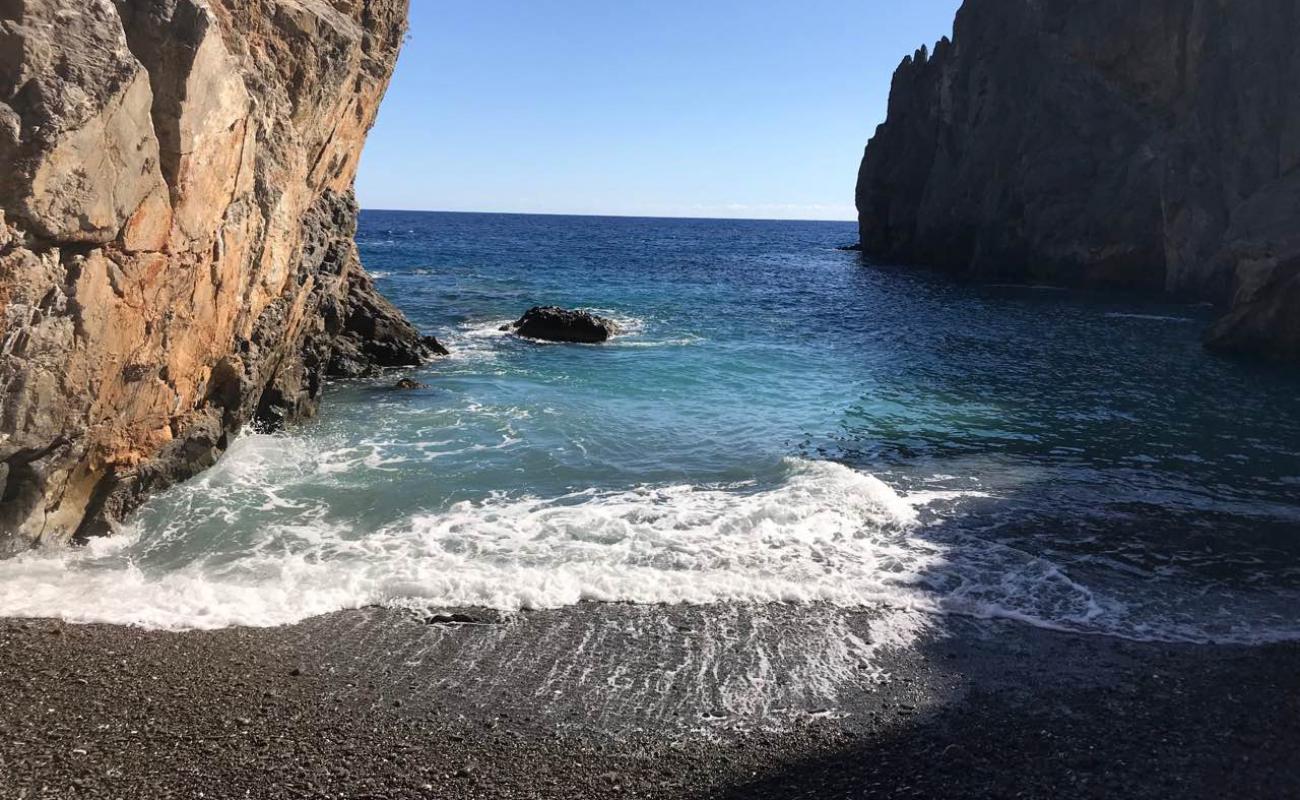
left=355, top=1, right=963, bottom=221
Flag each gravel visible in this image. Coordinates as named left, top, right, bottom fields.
left=0, top=605, right=1296, bottom=799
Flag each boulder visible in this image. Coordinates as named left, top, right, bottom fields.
left=508, top=306, right=621, bottom=344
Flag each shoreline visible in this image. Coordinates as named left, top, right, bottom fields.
left=2, top=604, right=1297, bottom=799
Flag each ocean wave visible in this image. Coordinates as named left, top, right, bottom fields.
left=1104, top=312, right=1196, bottom=323
left=0, top=459, right=930, bottom=628
left=0, top=460, right=928, bottom=629
left=590, top=309, right=646, bottom=337
left=0, top=441, right=1296, bottom=645
left=986, top=283, right=1069, bottom=291
left=614, top=334, right=703, bottom=348
left=435, top=318, right=513, bottom=361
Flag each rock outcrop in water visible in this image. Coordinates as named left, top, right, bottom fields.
left=855, top=0, right=1300, bottom=360
left=0, top=0, right=440, bottom=552
left=508, top=307, right=621, bottom=344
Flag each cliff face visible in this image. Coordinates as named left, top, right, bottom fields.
left=0, top=0, right=441, bottom=552
left=856, top=0, right=1300, bottom=359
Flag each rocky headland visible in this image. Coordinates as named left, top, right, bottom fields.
left=0, top=0, right=439, bottom=552
left=856, top=0, right=1300, bottom=360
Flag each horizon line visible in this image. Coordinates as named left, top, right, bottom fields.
left=357, top=207, right=859, bottom=225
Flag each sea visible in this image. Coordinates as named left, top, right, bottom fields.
left=2, top=211, right=1298, bottom=645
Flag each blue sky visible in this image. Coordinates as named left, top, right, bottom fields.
left=355, top=1, right=962, bottom=220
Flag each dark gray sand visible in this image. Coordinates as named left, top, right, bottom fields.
left=1, top=605, right=1297, bottom=799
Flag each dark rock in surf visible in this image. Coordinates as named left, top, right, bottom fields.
left=508, top=306, right=621, bottom=344
left=393, top=378, right=428, bottom=390
left=835, top=243, right=863, bottom=252
left=324, top=268, right=450, bottom=380
left=422, top=336, right=450, bottom=356
left=424, top=613, right=485, bottom=626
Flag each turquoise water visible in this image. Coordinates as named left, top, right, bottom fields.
left=3, top=212, right=1298, bottom=640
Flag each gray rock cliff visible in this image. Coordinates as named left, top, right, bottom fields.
left=856, top=0, right=1300, bottom=359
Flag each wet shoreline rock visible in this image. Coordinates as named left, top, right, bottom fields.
left=506, top=306, right=621, bottom=344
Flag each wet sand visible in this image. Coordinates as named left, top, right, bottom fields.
left=1, top=605, right=1297, bottom=799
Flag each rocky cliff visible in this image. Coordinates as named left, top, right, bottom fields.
left=856, top=0, right=1300, bottom=359
left=0, top=0, right=441, bottom=552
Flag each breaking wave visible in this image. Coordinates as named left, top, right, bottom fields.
left=1, top=439, right=1294, bottom=644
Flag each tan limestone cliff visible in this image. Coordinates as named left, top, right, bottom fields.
left=0, top=0, right=441, bottom=551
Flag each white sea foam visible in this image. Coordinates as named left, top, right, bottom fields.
left=0, top=448, right=1295, bottom=645
left=460, top=319, right=516, bottom=339
left=433, top=318, right=513, bottom=362
left=0, top=459, right=939, bottom=631
left=596, top=310, right=646, bottom=337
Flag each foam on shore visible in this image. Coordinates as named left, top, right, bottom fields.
left=1, top=441, right=1295, bottom=645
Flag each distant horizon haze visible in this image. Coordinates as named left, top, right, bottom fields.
left=356, top=1, right=963, bottom=221
left=356, top=206, right=862, bottom=224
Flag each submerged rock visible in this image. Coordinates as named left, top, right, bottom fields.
left=508, top=306, right=621, bottom=344
left=392, top=378, right=428, bottom=390
left=855, top=0, right=1300, bottom=360
left=423, top=613, right=487, bottom=626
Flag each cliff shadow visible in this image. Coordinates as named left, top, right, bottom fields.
left=699, top=613, right=1300, bottom=799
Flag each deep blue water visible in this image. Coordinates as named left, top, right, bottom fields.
left=3, top=211, right=1298, bottom=640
